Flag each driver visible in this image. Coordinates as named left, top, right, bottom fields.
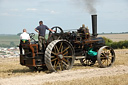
left=19, top=29, right=30, bottom=54
left=35, top=21, right=55, bottom=51
left=20, top=29, right=30, bottom=43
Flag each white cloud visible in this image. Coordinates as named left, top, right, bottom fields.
left=50, top=10, right=57, bottom=14
left=44, top=9, right=59, bottom=14
left=26, top=8, right=37, bottom=11
left=0, top=13, right=10, bottom=16
left=10, top=9, right=19, bottom=11
left=0, top=12, right=22, bottom=16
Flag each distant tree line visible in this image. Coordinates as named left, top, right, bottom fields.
left=103, top=37, right=128, bottom=49
left=0, top=42, right=17, bottom=47
left=17, top=33, right=22, bottom=36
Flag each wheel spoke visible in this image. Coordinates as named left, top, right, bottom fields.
left=51, top=51, right=57, bottom=55
left=108, top=58, right=111, bottom=64
left=53, top=46, right=57, bottom=53
left=106, top=59, right=108, bottom=66
left=107, top=50, right=110, bottom=54
left=59, top=62, right=62, bottom=70
left=100, top=57, right=106, bottom=59
left=61, top=61, right=63, bottom=70
left=109, top=55, right=112, bottom=58
left=101, top=53, right=106, bottom=56
left=63, top=51, right=68, bottom=56
left=55, top=60, right=59, bottom=69
left=63, top=58, right=68, bottom=63
left=87, top=60, right=89, bottom=65
left=59, top=42, right=63, bottom=52
left=62, top=46, right=70, bottom=53
left=63, top=56, right=72, bottom=58
left=54, top=60, right=57, bottom=67
left=61, top=46, right=63, bottom=53
left=105, top=49, right=107, bottom=53
left=82, top=59, right=85, bottom=62
left=108, top=57, right=112, bottom=60
left=55, top=46, right=59, bottom=53
left=104, top=59, right=108, bottom=66
left=51, top=56, right=55, bottom=58
left=62, top=61, right=69, bottom=67
left=51, top=57, right=58, bottom=62
left=101, top=60, right=106, bottom=64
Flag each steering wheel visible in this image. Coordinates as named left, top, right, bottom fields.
left=47, top=26, right=64, bottom=43
left=49, top=26, right=64, bottom=36
left=29, top=33, right=36, bottom=43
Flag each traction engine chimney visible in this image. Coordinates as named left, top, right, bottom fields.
left=92, top=15, right=98, bottom=37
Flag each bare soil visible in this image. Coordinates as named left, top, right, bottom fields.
left=0, top=65, right=128, bottom=85
left=0, top=48, right=128, bottom=85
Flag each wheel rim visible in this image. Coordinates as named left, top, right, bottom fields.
left=97, top=46, right=115, bottom=68
left=45, top=40, right=75, bottom=72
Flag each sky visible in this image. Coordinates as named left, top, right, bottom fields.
left=0, top=0, right=128, bottom=34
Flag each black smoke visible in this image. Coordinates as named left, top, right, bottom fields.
left=73, top=0, right=98, bottom=14
left=84, top=0, right=97, bottom=14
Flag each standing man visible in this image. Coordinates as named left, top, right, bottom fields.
left=19, top=29, right=30, bottom=54
left=35, top=21, right=54, bottom=51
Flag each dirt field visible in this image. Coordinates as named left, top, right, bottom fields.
left=0, top=49, right=128, bottom=85
left=98, top=34, right=128, bottom=42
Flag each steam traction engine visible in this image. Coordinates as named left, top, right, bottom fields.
left=19, top=15, right=115, bottom=72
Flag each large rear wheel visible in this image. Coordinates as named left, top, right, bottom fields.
left=45, top=40, right=75, bottom=72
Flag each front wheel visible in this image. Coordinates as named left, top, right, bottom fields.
left=97, top=46, right=115, bottom=68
